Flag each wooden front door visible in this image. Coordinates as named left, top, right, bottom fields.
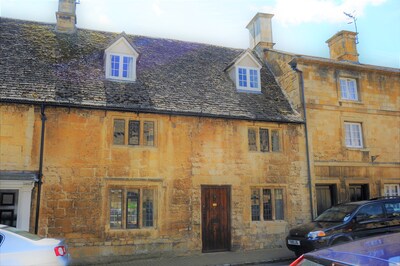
left=201, top=186, right=231, bottom=252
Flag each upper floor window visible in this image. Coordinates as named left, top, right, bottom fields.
left=248, top=127, right=281, bottom=152
left=344, top=122, right=363, bottom=148
left=251, top=188, right=285, bottom=221
left=237, top=67, right=260, bottom=91
left=105, top=35, right=138, bottom=82
left=113, top=119, right=156, bottom=147
left=110, top=187, right=155, bottom=229
left=340, top=78, right=358, bottom=101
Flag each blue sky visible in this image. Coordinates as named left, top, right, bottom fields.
left=1, top=0, right=399, bottom=68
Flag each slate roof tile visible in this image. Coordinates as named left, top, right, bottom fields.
left=0, top=18, right=301, bottom=123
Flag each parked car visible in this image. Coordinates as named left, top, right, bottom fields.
left=286, top=197, right=400, bottom=256
left=0, top=224, right=71, bottom=266
left=290, top=232, right=400, bottom=266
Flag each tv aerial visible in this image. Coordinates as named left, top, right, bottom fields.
left=344, top=11, right=359, bottom=44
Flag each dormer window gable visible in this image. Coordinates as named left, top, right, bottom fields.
left=226, top=50, right=262, bottom=93
left=105, top=34, right=139, bottom=82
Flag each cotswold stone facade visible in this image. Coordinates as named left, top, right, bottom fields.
left=262, top=29, right=400, bottom=216
left=0, top=104, right=309, bottom=257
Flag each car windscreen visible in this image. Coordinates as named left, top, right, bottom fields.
left=315, top=205, right=358, bottom=222
left=3, top=226, right=42, bottom=241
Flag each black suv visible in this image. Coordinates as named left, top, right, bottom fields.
left=286, top=197, right=400, bottom=256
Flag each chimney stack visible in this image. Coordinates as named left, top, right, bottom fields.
left=326, top=30, right=359, bottom=62
left=246, top=13, right=275, bottom=51
left=56, top=0, right=77, bottom=33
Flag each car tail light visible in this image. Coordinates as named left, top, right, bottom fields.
left=289, top=255, right=304, bottom=266
left=54, top=246, right=66, bottom=256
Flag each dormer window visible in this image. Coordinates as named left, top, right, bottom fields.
left=225, top=50, right=262, bottom=93
left=105, top=33, right=139, bottom=82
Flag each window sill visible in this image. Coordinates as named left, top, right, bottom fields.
left=237, top=88, right=262, bottom=94
left=339, top=100, right=363, bottom=105
left=106, top=77, right=136, bottom=83
left=112, top=145, right=157, bottom=149
left=345, top=147, right=369, bottom=152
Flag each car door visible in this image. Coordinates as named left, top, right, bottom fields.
left=384, top=201, right=400, bottom=233
left=352, top=203, right=387, bottom=239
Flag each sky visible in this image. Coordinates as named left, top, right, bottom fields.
left=1, top=0, right=399, bottom=68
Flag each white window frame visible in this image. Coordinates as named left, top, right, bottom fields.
left=344, top=122, right=363, bottom=148
left=236, top=66, right=261, bottom=92
left=384, top=184, right=400, bottom=196
left=107, top=53, right=136, bottom=81
left=340, top=78, right=358, bottom=101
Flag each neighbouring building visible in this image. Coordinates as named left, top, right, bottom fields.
left=253, top=13, right=400, bottom=216
left=0, top=1, right=311, bottom=258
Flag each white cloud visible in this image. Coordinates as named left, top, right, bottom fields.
left=261, top=0, right=387, bottom=25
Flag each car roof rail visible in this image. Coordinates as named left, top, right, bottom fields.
left=369, top=196, right=400, bottom=200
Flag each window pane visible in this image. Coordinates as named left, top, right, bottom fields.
left=113, top=119, right=125, bottom=145
left=249, top=69, right=259, bottom=88
left=143, top=121, right=155, bottom=146
left=238, top=68, right=247, bottom=87
left=127, top=190, right=139, bottom=229
left=259, top=128, right=269, bottom=152
left=248, top=128, right=257, bottom=151
left=263, top=189, right=272, bottom=220
left=340, top=79, right=348, bottom=99
left=348, top=79, right=357, bottom=100
left=251, top=189, right=260, bottom=221
left=110, top=189, right=122, bottom=229
left=111, top=55, right=120, bottom=77
left=271, top=130, right=280, bottom=152
left=275, top=189, right=284, bottom=220
left=123, top=56, right=133, bottom=78
left=128, top=120, right=140, bottom=145
left=142, top=189, right=154, bottom=227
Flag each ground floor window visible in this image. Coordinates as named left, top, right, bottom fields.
left=384, top=184, right=399, bottom=196
left=110, top=188, right=155, bottom=229
left=251, top=188, right=284, bottom=221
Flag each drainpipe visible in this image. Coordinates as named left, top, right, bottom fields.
left=290, top=61, right=315, bottom=220
left=35, top=104, right=46, bottom=234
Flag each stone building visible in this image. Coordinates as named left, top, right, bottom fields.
left=254, top=14, right=400, bottom=216
left=0, top=2, right=310, bottom=258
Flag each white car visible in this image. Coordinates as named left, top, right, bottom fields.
left=0, top=224, right=71, bottom=266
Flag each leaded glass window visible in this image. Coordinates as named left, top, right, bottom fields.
left=128, top=120, right=140, bottom=145
left=248, top=128, right=257, bottom=151
left=259, top=128, right=269, bottom=152
left=251, top=189, right=260, bottom=221
left=143, top=121, right=154, bottom=146
left=263, top=189, right=272, bottom=220
left=110, top=189, right=122, bottom=229
left=113, top=119, right=125, bottom=145
left=271, top=130, right=280, bottom=152
left=109, top=188, right=156, bottom=230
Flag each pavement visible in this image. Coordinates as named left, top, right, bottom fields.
left=71, top=246, right=296, bottom=266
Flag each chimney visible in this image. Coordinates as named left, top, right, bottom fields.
left=56, top=0, right=77, bottom=33
left=246, top=13, right=275, bottom=51
left=326, top=30, right=359, bottom=62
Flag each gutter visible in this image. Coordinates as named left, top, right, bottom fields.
left=0, top=98, right=304, bottom=125
left=289, top=61, right=315, bottom=220
left=34, top=104, right=46, bottom=234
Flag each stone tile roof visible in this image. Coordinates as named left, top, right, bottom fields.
left=0, top=18, right=301, bottom=123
